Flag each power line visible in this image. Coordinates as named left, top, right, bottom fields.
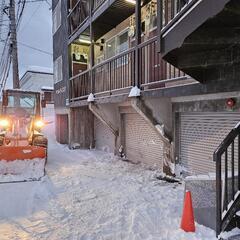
left=17, top=0, right=26, bottom=30
left=0, top=0, right=25, bottom=91
left=18, top=1, right=41, bottom=33
left=19, top=0, right=51, bottom=7
left=0, top=40, right=52, bottom=56
left=18, top=41, right=53, bottom=55
left=0, top=0, right=52, bottom=93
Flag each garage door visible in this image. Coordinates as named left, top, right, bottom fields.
left=180, top=112, right=240, bottom=175
left=56, top=114, right=69, bottom=144
left=124, top=113, right=163, bottom=169
left=95, top=117, right=115, bottom=153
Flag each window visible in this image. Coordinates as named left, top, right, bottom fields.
left=54, top=56, right=63, bottom=83
left=6, top=93, right=37, bottom=116
left=105, top=29, right=129, bottom=62
left=147, top=1, right=157, bottom=31
left=53, top=0, right=61, bottom=34
left=117, top=30, right=129, bottom=66
left=43, top=92, right=53, bottom=103
left=117, top=30, right=129, bottom=53
left=106, top=38, right=116, bottom=59
left=149, top=14, right=157, bottom=30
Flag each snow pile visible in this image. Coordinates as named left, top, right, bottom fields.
left=0, top=177, right=53, bottom=219
left=87, top=93, right=95, bottom=102
left=0, top=158, right=45, bottom=183
left=129, top=86, right=141, bottom=97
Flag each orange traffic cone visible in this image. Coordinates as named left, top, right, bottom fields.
left=180, top=191, right=196, bottom=232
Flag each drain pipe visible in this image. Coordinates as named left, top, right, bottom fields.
left=130, top=98, right=174, bottom=175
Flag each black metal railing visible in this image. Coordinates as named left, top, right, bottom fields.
left=139, top=37, right=185, bottom=88
left=68, top=0, right=89, bottom=37
left=159, top=0, right=199, bottom=31
left=69, top=38, right=190, bottom=101
left=214, top=123, right=240, bottom=237
left=92, top=0, right=106, bottom=12
left=70, top=69, right=91, bottom=101
left=93, top=49, right=135, bottom=95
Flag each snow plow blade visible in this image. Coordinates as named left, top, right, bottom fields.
left=0, top=146, right=46, bottom=183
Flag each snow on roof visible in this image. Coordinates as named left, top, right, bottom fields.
left=20, top=66, right=53, bottom=81
left=5, top=88, right=40, bottom=94
left=27, top=66, right=53, bottom=75
left=41, top=86, right=54, bottom=91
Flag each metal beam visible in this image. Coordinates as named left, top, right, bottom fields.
left=135, top=0, right=141, bottom=87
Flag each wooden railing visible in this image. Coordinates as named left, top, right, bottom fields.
left=214, top=123, right=240, bottom=238
left=68, top=0, right=89, bottom=37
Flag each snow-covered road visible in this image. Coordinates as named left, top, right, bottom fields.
left=0, top=118, right=217, bottom=240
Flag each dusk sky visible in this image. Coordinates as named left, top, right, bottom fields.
left=1, top=1, right=53, bottom=88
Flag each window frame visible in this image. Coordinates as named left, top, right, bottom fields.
left=116, top=28, right=129, bottom=54
left=54, top=56, right=63, bottom=84
left=105, top=37, right=117, bottom=59
left=52, top=0, right=62, bottom=34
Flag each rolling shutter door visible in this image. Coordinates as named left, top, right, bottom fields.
left=180, top=112, right=240, bottom=175
left=94, top=117, right=115, bottom=153
left=124, top=113, right=163, bottom=169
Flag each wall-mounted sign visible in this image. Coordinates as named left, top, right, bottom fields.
left=56, top=86, right=66, bottom=95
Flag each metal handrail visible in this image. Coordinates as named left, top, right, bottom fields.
left=138, top=36, right=158, bottom=48
left=92, top=0, right=106, bottom=12
left=69, top=69, right=90, bottom=81
left=69, top=35, right=187, bottom=100
left=92, top=47, right=135, bottom=70
left=68, top=0, right=90, bottom=37
left=214, top=123, right=240, bottom=237
left=160, top=0, right=200, bottom=34
left=67, top=0, right=82, bottom=17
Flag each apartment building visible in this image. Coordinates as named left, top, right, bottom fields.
left=52, top=1, right=240, bottom=236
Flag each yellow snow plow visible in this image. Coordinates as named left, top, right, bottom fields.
left=0, top=89, right=48, bottom=183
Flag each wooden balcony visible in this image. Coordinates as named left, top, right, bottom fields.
left=69, top=37, right=188, bottom=103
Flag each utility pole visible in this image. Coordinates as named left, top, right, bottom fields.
left=9, top=0, right=20, bottom=89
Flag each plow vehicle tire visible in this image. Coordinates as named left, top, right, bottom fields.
left=33, top=136, right=48, bottom=148
left=0, top=136, right=4, bottom=146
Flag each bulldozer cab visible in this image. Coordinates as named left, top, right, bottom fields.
left=0, top=89, right=47, bottom=183
left=2, top=89, right=41, bottom=117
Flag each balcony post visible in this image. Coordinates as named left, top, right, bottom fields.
left=157, top=0, right=163, bottom=52
left=90, top=0, right=95, bottom=94
left=135, top=0, right=141, bottom=88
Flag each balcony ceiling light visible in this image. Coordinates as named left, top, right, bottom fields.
left=79, top=38, right=91, bottom=45
left=125, top=0, right=136, bottom=4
